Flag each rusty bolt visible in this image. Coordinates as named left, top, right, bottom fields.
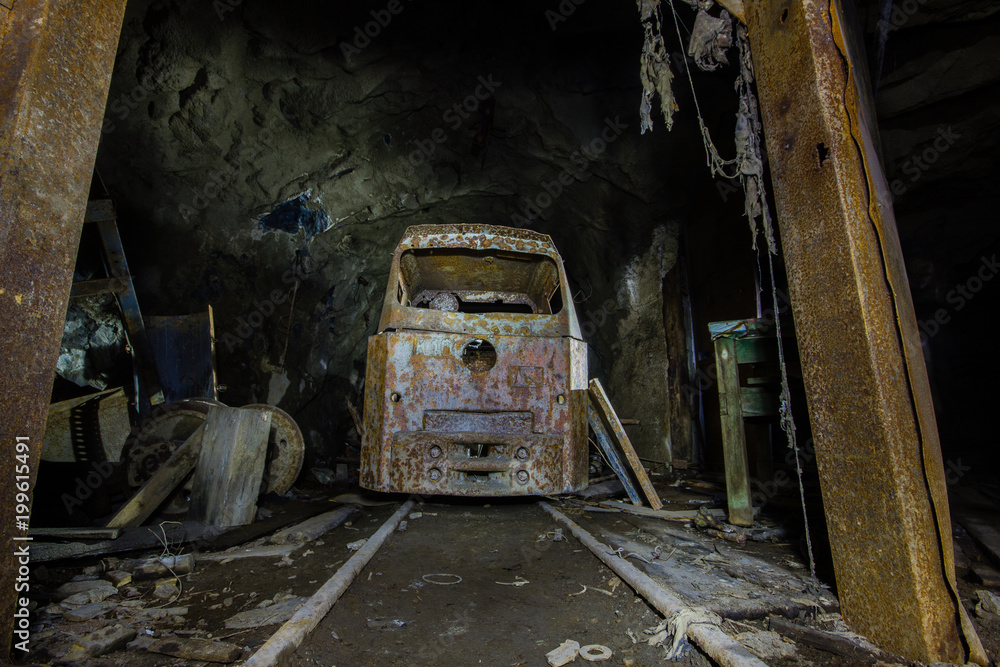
left=516, top=470, right=529, bottom=484
left=429, top=468, right=442, bottom=481
left=516, top=447, right=529, bottom=460
left=391, top=392, right=402, bottom=403
left=429, top=445, right=442, bottom=458
left=557, top=394, right=566, bottom=405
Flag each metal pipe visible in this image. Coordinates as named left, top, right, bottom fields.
left=538, top=501, right=767, bottom=667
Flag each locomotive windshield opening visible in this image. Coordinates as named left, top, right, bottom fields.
left=397, top=248, right=564, bottom=315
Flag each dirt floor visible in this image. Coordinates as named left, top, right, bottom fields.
left=17, top=477, right=1000, bottom=667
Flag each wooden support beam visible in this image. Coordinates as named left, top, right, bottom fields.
left=744, top=0, right=985, bottom=663
left=0, top=0, right=127, bottom=656
left=189, top=407, right=272, bottom=527
left=106, top=425, right=206, bottom=529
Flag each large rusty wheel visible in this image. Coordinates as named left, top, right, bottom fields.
left=243, top=404, right=305, bottom=495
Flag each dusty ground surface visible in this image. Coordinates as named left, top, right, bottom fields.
left=18, top=477, right=1000, bottom=666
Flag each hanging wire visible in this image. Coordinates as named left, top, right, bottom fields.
left=664, top=0, right=816, bottom=576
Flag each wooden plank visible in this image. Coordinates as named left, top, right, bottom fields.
left=599, top=500, right=727, bottom=521
left=588, top=379, right=662, bottom=510
left=713, top=337, right=753, bottom=526
left=197, top=544, right=301, bottom=562
left=769, top=616, right=880, bottom=663
left=106, top=425, right=205, bottom=529
left=70, top=277, right=123, bottom=298
left=32, top=521, right=224, bottom=563
left=28, top=527, right=121, bottom=540
left=188, top=407, right=271, bottom=527
left=587, top=402, right=643, bottom=506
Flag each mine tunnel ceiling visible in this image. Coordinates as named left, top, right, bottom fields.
left=82, top=0, right=1000, bottom=460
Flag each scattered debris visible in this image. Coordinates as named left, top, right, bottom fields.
left=56, top=579, right=118, bottom=599
left=153, top=580, right=180, bottom=600
left=397, top=520, right=408, bottom=532
left=569, top=584, right=613, bottom=597
left=546, top=639, right=581, bottom=666
left=200, top=544, right=300, bottom=562
left=224, top=596, right=305, bottom=629
left=768, top=615, right=881, bottom=662
left=736, top=630, right=797, bottom=660
left=687, top=9, right=732, bottom=72
left=312, top=467, right=335, bottom=484
left=56, top=624, right=137, bottom=662
left=579, top=644, right=612, bottom=662
left=148, top=637, right=243, bottom=663
left=495, top=576, right=530, bottom=587
left=977, top=590, right=1000, bottom=616
left=346, top=538, right=368, bottom=551
left=422, top=573, right=462, bottom=586
left=63, top=601, right=116, bottom=622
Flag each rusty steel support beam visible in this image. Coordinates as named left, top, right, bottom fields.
left=0, top=0, right=127, bottom=657
left=744, top=0, right=986, bottom=663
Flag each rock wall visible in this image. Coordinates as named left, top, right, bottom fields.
left=95, top=0, right=717, bottom=465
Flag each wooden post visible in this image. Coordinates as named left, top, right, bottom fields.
left=0, top=1, right=127, bottom=657
left=713, top=336, right=753, bottom=527
left=189, top=407, right=272, bottom=527
left=744, top=0, right=985, bottom=662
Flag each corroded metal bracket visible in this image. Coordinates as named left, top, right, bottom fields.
left=744, top=0, right=985, bottom=663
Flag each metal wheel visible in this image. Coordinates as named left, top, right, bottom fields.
left=243, top=403, right=305, bottom=495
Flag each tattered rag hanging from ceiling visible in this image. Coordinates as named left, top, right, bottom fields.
left=637, top=0, right=679, bottom=133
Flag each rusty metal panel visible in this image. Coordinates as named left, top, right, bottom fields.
left=361, top=330, right=588, bottom=496
left=745, top=0, right=985, bottom=663
left=0, top=0, right=128, bottom=655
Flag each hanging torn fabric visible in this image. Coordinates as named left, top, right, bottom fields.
left=637, top=0, right=678, bottom=133
left=688, top=9, right=733, bottom=71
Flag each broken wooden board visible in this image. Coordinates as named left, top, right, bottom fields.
left=28, top=527, right=121, bottom=540
left=32, top=521, right=225, bottom=563
left=587, top=402, right=642, bottom=506
left=107, top=424, right=205, bottom=529
left=599, top=500, right=726, bottom=522
left=197, top=544, right=302, bottom=562
left=769, top=616, right=882, bottom=664
left=571, top=510, right=839, bottom=621
left=589, top=379, right=662, bottom=510
left=148, top=637, right=242, bottom=663
left=188, top=407, right=271, bottom=527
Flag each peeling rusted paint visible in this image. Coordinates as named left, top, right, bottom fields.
left=744, top=0, right=984, bottom=662
left=361, top=225, right=588, bottom=496
left=0, top=0, right=128, bottom=654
